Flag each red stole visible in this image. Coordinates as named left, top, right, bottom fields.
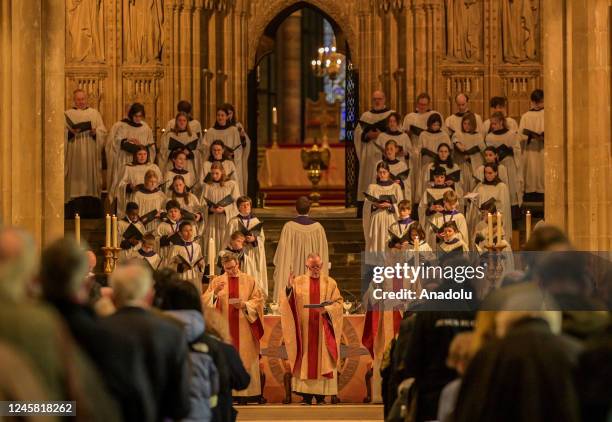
left=228, top=276, right=240, bottom=350
left=307, top=277, right=320, bottom=379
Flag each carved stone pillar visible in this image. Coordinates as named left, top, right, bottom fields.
left=276, top=12, right=302, bottom=144
left=543, top=0, right=611, bottom=250
left=0, top=0, right=65, bottom=247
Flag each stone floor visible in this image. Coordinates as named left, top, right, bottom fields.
left=236, top=404, right=383, bottom=421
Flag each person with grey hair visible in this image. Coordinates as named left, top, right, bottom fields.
left=0, top=227, right=120, bottom=421
left=40, top=237, right=155, bottom=422
left=101, top=262, right=191, bottom=421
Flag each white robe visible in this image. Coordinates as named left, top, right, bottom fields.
left=110, top=120, right=155, bottom=193
left=518, top=109, right=545, bottom=194
left=362, top=183, right=404, bottom=257
left=133, top=188, right=166, bottom=232
left=428, top=211, right=470, bottom=250
left=234, top=122, right=252, bottom=196
left=224, top=215, right=269, bottom=297
left=112, top=163, right=162, bottom=217
left=272, top=219, right=329, bottom=302
left=483, top=116, right=518, bottom=136
left=418, top=186, right=453, bottom=247
left=445, top=111, right=484, bottom=138
left=374, top=160, right=412, bottom=206
left=420, top=162, right=465, bottom=209
left=165, top=118, right=203, bottom=140
left=467, top=182, right=513, bottom=242
left=474, top=164, right=509, bottom=187
left=196, top=160, right=239, bottom=196
left=200, top=180, right=240, bottom=262
left=166, top=242, right=204, bottom=294
left=158, top=130, right=203, bottom=180
left=418, top=130, right=452, bottom=175
left=485, top=129, right=523, bottom=206
left=155, top=218, right=184, bottom=261
left=353, top=109, right=395, bottom=200
left=203, top=126, right=246, bottom=194
left=163, top=169, right=197, bottom=191
left=117, top=218, right=146, bottom=259
left=64, top=107, right=107, bottom=201
left=124, top=248, right=162, bottom=270
left=451, top=131, right=485, bottom=192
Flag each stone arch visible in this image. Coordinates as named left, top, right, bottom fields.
left=247, top=0, right=359, bottom=70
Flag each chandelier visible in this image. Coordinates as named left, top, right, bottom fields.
left=311, top=46, right=344, bottom=80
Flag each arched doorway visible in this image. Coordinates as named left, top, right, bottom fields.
left=246, top=2, right=359, bottom=207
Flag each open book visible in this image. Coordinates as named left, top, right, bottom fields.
left=169, top=138, right=199, bottom=151
left=363, top=192, right=398, bottom=204
left=204, top=194, right=235, bottom=208
left=239, top=221, right=264, bottom=237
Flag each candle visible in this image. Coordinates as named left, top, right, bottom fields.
left=526, top=210, right=532, bottom=241
left=111, top=215, right=118, bottom=249
left=74, top=213, right=81, bottom=245
left=208, top=238, right=216, bottom=277
left=496, top=212, right=503, bottom=245
left=414, top=235, right=420, bottom=252
left=272, top=107, right=278, bottom=126
left=105, top=214, right=111, bottom=247
left=487, top=212, right=493, bottom=246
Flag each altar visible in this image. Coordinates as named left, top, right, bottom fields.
left=258, top=314, right=372, bottom=404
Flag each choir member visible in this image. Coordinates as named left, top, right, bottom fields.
left=165, top=221, right=205, bottom=294
left=428, top=190, right=469, bottom=249
left=483, top=96, right=518, bottom=135
left=199, top=140, right=239, bottom=194
left=157, top=200, right=188, bottom=261
left=386, top=200, right=416, bottom=251
left=402, top=93, right=445, bottom=206
left=438, top=221, right=469, bottom=258
left=132, top=170, right=166, bottom=232
left=64, top=89, right=107, bottom=212
left=200, top=162, right=240, bottom=266
left=112, top=145, right=162, bottom=218
left=407, top=224, right=433, bottom=252
left=159, top=112, right=202, bottom=179
left=203, top=107, right=245, bottom=194
left=224, top=103, right=251, bottom=196
left=469, top=163, right=513, bottom=242
left=166, top=175, right=202, bottom=224
left=117, top=201, right=146, bottom=259
left=420, top=143, right=464, bottom=203
left=375, top=140, right=412, bottom=204
left=474, top=146, right=510, bottom=186
left=445, top=93, right=484, bottom=137
left=109, top=103, right=156, bottom=192
left=165, top=100, right=203, bottom=141
left=124, top=234, right=162, bottom=271
left=354, top=90, right=395, bottom=202
left=163, top=150, right=197, bottom=191
left=104, top=106, right=129, bottom=190
left=280, top=253, right=343, bottom=405
left=418, top=166, right=454, bottom=247
left=216, top=231, right=257, bottom=278
left=363, top=162, right=404, bottom=253
left=519, top=89, right=545, bottom=201
left=377, top=112, right=413, bottom=167
left=452, top=112, right=486, bottom=192
left=273, top=197, right=329, bottom=302
left=418, top=112, right=452, bottom=173
left=203, top=254, right=265, bottom=398
left=224, top=196, right=268, bottom=297
left=485, top=112, right=523, bottom=207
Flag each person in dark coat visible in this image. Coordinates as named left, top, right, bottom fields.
left=101, top=262, right=191, bottom=421
left=40, top=238, right=155, bottom=422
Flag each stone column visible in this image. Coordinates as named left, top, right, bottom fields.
left=543, top=0, right=611, bottom=250
left=276, top=11, right=302, bottom=144
left=0, top=0, right=65, bottom=247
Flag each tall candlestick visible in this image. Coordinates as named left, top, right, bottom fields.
left=272, top=107, right=278, bottom=126
left=111, top=215, right=118, bottom=249
left=496, top=212, right=503, bottom=245
left=75, top=213, right=81, bottom=245
left=208, top=238, right=216, bottom=277
left=487, top=213, right=493, bottom=246
left=526, top=210, right=532, bottom=242
left=105, top=214, right=111, bottom=248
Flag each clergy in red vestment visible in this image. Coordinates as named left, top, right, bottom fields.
left=202, top=253, right=264, bottom=398
left=280, top=253, right=344, bottom=405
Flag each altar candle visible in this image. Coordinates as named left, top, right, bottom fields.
left=105, top=214, right=111, bottom=247
left=487, top=213, right=493, bottom=246
left=208, top=238, right=216, bottom=276
left=75, top=214, right=81, bottom=245
left=272, top=107, right=278, bottom=126
left=414, top=235, right=420, bottom=252
left=111, top=215, right=118, bottom=248
left=496, top=212, right=502, bottom=245
left=526, top=210, right=532, bottom=241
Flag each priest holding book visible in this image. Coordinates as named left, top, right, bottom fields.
left=65, top=89, right=107, bottom=215
left=280, top=253, right=344, bottom=405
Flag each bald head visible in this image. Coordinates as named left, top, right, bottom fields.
left=372, top=90, right=386, bottom=111
left=0, top=227, right=37, bottom=301
left=73, top=89, right=88, bottom=109
left=455, top=93, right=469, bottom=113
left=110, top=263, right=153, bottom=308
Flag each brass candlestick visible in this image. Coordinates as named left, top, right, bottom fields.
left=300, top=142, right=330, bottom=206
left=102, top=246, right=121, bottom=274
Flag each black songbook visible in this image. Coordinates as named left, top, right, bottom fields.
left=122, top=224, right=144, bottom=241
left=409, top=125, right=424, bottom=136
left=205, top=194, right=235, bottom=208
left=169, top=137, right=199, bottom=151
left=160, top=232, right=183, bottom=248
left=479, top=197, right=497, bottom=211
left=358, top=119, right=388, bottom=140
left=496, top=144, right=514, bottom=161
left=429, top=168, right=460, bottom=183
left=121, top=139, right=153, bottom=154
left=421, top=148, right=438, bottom=159
left=226, top=143, right=243, bottom=153
left=175, top=255, right=205, bottom=273
left=427, top=192, right=445, bottom=207
left=522, top=128, right=544, bottom=140
left=429, top=222, right=444, bottom=243
left=239, top=221, right=264, bottom=237
left=303, top=301, right=335, bottom=309
left=463, top=145, right=482, bottom=155
left=388, top=229, right=411, bottom=245
left=391, top=169, right=410, bottom=182
left=180, top=208, right=198, bottom=222
left=65, top=115, right=93, bottom=132
left=140, top=209, right=158, bottom=225
left=363, top=192, right=398, bottom=204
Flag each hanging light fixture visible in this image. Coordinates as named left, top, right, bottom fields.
left=311, top=45, right=344, bottom=80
